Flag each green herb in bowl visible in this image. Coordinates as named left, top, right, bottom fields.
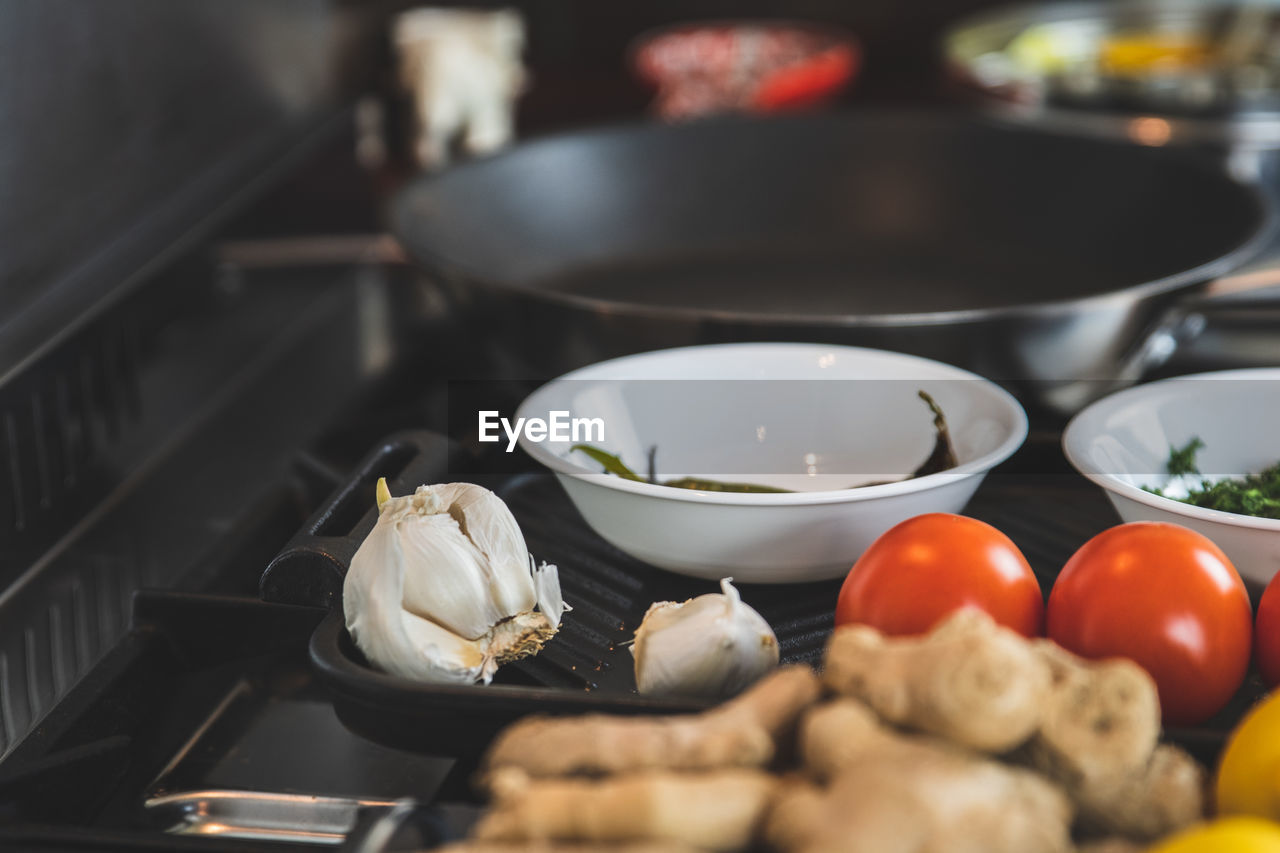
left=1148, top=437, right=1280, bottom=520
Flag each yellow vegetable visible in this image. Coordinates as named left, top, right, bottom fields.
left=1217, top=690, right=1280, bottom=821
left=1147, top=817, right=1280, bottom=852
left=1099, top=33, right=1211, bottom=75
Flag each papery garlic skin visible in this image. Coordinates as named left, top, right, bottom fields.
left=632, top=577, right=779, bottom=700
left=344, top=482, right=565, bottom=684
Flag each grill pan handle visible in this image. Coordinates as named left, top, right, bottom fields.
left=259, top=430, right=455, bottom=608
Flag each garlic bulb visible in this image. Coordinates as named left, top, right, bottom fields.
left=632, top=578, right=779, bottom=700
left=343, top=481, right=565, bottom=684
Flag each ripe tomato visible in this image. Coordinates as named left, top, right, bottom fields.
left=1046, top=521, right=1253, bottom=726
left=1257, top=571, right=1280, bottom=688
left=835, top=513, right=1044, bottom=637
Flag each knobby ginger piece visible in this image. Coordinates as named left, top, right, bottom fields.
left=472, top=768, right=778, bottom=851
left=478, top=665, right=820, bottom=782
left=1073, top=840, right=1144, bottom=853
left=1070, top=744, right=1205, bottom=841
left=479, top=713, right=769, bottom=783
left=790, top=697, right=1072, bottom=853
left=798, top=698, right=971, bottom=783
left=762, top=775, right=827, bottom=852
left=1021, top=641, right=1161, bottom=784
left=794, top=748, right=1072, bottom=853
left=711, top=664, right=823, bottom=742
left=437, top=843, right=705, bottom=853
left=799, top=699, right=879, bottom=781
left=1010, top=644, right=1198, bottom=841
left=822, top=609, right=1051, bottom=752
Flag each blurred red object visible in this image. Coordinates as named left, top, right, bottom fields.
left=631, top=21, right=861, bottom=119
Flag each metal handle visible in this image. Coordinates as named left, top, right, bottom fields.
left=1142, top=247, right=1280, bottom=377
left=342, top=798, right=482, bottom=853
left=1200, top=245, right=1280, bottom=304
left=347, top=799, right=417, bottom=853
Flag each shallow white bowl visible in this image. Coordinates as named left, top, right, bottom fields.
left=516, top=343, right=1028, bottom=583
left=1063, top=368, right=1280, bottom=589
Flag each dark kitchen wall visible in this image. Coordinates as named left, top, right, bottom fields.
left=0, top=0, right=370, bottom=383
left=0, top=1, right=395, bottom=757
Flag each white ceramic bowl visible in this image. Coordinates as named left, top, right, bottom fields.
left=1063, top=368, right=1280, bottom=589
left=515, top=343, right=1028, bottom=583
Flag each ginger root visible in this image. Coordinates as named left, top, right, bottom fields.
left=798, top=697, right=972, bottom=783
left=472, top=768, right=777, bottom=851
left=822, top=609, right=1051, bottom=752
left=812, top=757, right=1072, bottom=853
left=456, top=606, right=1205, bottom=853
left=1021, top=641, right=1161, bottom=784
left=711, top=664, right=823, bottom=742
left=1073, top=840, right=1144, bottom=853
left=1069, top=744, right=1205, bottom=841
left=788, top=699, right=1073, bottom=853
left=1008, top=644, right=1199, bottom=840
left=437, top=844, right=705, bottom=853
left=478, top=665, right=820, bottom=782
left=762, top=775, right=827, bottom=853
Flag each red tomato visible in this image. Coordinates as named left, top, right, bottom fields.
left=835, top=513, right=1044, bottom=638
left=1047, top=521, right=1253, bottom=726
left=1257, top=571, right=1280, bottom=688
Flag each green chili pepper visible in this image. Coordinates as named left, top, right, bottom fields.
left=569, top=388, right=959, bottom=494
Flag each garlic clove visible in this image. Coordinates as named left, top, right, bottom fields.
left=531, top=557, right=566, bottom=627
left=398, top=509, right=523, bottom=640
left=427, top=482, right=541, bottom=626
left=633, top=577, right=780, bottom=701
left=344, top=511, right=488, bottom=684
left=399, top=609, right=490, bottom=683
left=343, top=481, right=565, bottom=685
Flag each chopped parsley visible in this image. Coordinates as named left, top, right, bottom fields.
left=1147, top=437, right=1280, bottom=519
left=1165, top=436, right=1205, bottom=477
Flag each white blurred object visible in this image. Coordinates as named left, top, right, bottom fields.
left=394, top=7, right=526, bottom=169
